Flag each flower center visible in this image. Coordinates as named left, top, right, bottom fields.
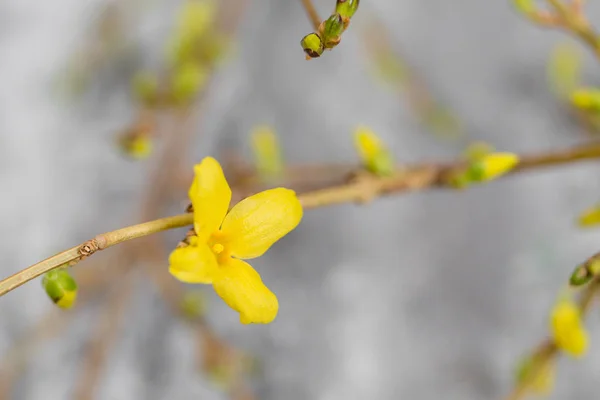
left=208, top=231, right=230, bottom=263
left=212, top=243, right=225, bottom=254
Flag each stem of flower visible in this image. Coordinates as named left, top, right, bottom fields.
left=299, top=0, right=322, bottom=31
left=0, top=213, right=193, bottom=297
left=2, top=142, right=600, bottom=298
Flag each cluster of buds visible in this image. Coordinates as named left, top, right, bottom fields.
left=301, top=0, right=360, bottom=59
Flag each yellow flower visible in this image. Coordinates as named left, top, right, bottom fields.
left=169, top=157, right=303, bottom=324
left=467, top=152, right=519, bottom=182
left=353, top=126, right=394, bottom=176
left=124, top=135, right=153, bottom=160
left=550, top=299, right=588, bottom=357
left=577, top=204, right=600, bottom=227
left=571, top=88, right=600, bottom=111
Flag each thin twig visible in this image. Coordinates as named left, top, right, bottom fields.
left=536, top=0, right=600, bottom=59
left=299, top=0, right=322, bottom=31
left=504, top=273, right=600, bottom=400
left=3, top=141, right=600, bottom=298
left=0, top=213, right=192, bottom=298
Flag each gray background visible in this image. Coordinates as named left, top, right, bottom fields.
left=1, top=0, right=600, bottom=399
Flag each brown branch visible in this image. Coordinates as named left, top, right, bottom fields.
left=299, top=0, right=322, bottom=31
left=0, top=213, right=192, bottom=298
left=300, top=141, right=600, bottom=209
left=3, top=141, right=600, bottom=299
left=535, top=0, right=600, bottom=59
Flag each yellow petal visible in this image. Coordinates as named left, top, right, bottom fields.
left=550, top=300, right=589, bottom=357
left=577, top=204, right=600, bottom=227
left=169, top=242, right=218, bottom=284
left=56, top=290, right=77, bottom=309
left=220, top=188, right=303, bottom=259
left=354, top=126, right=384, bottom=162
left=470, top=152, right=519, bottom=182
left=563, top=329, right=588, bottom=357
left=213, top=258, right=278, bottom=324
left=189, top=157, right=232, bottom=241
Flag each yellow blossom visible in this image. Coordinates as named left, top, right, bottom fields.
left=121, top=135, right=153, bottom=160
left=467, top=152, right=519, bottom=182
left=571, top=88, right=600, bottom=111
left=577, top=204, right=600, bottom=227
left=550, top=299, right=588, bottom=357
left=353, top=126, right=394, bottom=176
left=168, top=157, right=303, bottom=324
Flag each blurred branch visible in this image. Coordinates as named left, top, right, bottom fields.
left=299, top=0, right=322, bottom=31
left=505, top=275, right=600, bottom=400
left=523, top=0, right=600, bottom=59
left=360, top=15, right=463, bottom=139
left=72, top=273, right=136, bottom=400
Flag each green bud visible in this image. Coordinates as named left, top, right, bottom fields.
left=322, top=14, right=345, bottom=48
left=42, top=269, right=78, bottom=309
left=335, top=0, right=360, bottom=19
left=570, top=265, right=593, bottom=286
left=366, top=150, right=394, bottom=176
left=513, top=0, right=535, bottom=15
left=570, top=259, right=600, bottom=286
left=171, top=62, right=208, bottom=104
left=301, top=33, right=324, bottom=59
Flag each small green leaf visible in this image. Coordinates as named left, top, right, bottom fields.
left=336, top=0, right=360, bottom=19
left=322, top=14, right=344, bottom=48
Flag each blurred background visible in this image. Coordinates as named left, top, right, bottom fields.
left=1, top=0, right=600, bottom=399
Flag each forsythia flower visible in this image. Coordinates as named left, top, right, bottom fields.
left=169, top=157, right=303, bottom=324
left=577, top=204, right=600, bottom=227
left=467, top=152, right=519, bottom=182
left=550, top=299, right=588, bottom=357
left=354, top=126, right=394, bottom=176
left=571, top=88, right=600, bottom=111
left=120, top=135, right=153, bottom=160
